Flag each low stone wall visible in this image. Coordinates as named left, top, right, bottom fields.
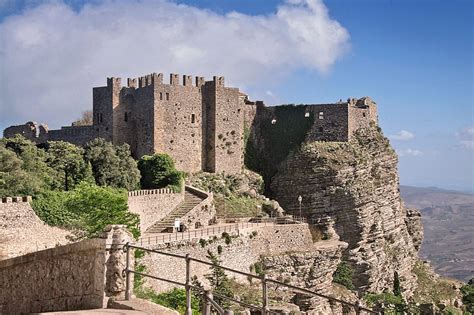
left=141, top=223, right=315, bottom=293
left=128, top=188, right=185, bottom=231
left=181, top=186, right=215, bottom=230
left=0, top=196, right=70, bottom=259
left=0, top=225, right=133, bottom=314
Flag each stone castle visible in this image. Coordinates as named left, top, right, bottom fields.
left=3, top=72, right=378, bottom=174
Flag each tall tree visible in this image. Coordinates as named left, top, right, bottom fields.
left=205, top=250, right=233, bottom=308
left=46, top=141, right=94, bottom=191
left=0, top=136, right=52, bottom=197
left=84, top=138, right=140, bottom=190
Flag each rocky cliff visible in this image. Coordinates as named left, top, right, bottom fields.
left=265, top=124, right=423, bottom=297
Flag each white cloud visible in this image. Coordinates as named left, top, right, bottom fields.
left=389, top=130, right=415, bottom=141
left=397, top=148, right=423, bottom=157
left=456, top=126, right=474, bottom=149
left=0, top=0, right=350, bottom=129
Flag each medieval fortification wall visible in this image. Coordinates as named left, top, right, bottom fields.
left=3, top=71, right=377, bottom=177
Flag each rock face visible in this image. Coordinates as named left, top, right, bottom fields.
left=262, top=241, right=348, bottom=313
left=270, top=125, right=422, bottom=297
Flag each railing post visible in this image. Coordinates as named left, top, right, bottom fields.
left=262, top=274, right=269, bottom=315
left=124, top=242, right=131, bottom=300
left=202, top=290, right=212, bottom=315
left=185, top=254, right=192, bottom=315
left=354, top=300, right=361, bottom=315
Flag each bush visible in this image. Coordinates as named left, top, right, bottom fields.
left=199, top=238, right=207, bottom=248
left=32, top=182, right=140, bottom=239
left=138, top=153, right=183, bottom=191
left=333, top=262, right=355, bottom=290
left=222, top=232, right=232, bottom=245
left=461, top=282, right=474, bottom=314
left=217, top=245, right=223, bottom=254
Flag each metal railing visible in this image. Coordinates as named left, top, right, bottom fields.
left=137, top=216, right=307, bottom=247
left=123, top=243, right=378, bottom=315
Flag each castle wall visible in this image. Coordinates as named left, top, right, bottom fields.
left=48, top=125, right=102, bottom=146
left=153, top=74, right=204, bottom=173
left=92, top=85, right=114, bottom=142
left=347, top=98, right=378, bottom=139
left=304, top=103, right=349, bottom=142
left=133, top=85, right=155, bottom=158
left=211, top=77, right=245, bottom=174
left=127, top=188, right=185, bottom=232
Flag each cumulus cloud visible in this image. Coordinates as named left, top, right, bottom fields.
left=456, top=126, right=474, bottom=149
left=0, top=0, right=350, bottom=129
left=397, top=148, right=423, bottom=157
left=389, top=130, right=415, bottom=141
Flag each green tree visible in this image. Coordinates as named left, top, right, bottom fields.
left=393, top=271, right=402, bottom=298
left=205, top=250, right=233, bottom=308
left=0, top=136, right=52, bottom=197
left=45, top=141, right=94, bottom=191
left=138, top=153, right=183, bottom=191
left=84, top=138, right=140, bottom=190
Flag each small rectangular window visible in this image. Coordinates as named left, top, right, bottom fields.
left=124, top=112, right=128, bottom=122
left=160, top=92, right=163, bottom=100
left=319, top=112, right=324, bottom=120
left=166, top=92, right=170, bottom=100
left=191, top=114, right=196, bottom=123
left=99, top=113, right=103, bottom=123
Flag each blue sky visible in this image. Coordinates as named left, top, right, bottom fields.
left=0, top=0, right=472, bottom=191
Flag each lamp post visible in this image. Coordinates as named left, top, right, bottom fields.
left=297, top=195, right=302, bottom=220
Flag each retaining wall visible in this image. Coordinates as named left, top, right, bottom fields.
left=128, top=188, right=185, bottom=231
left=0, top=225, right=133, bottom=314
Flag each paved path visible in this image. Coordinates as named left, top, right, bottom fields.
left=37, top=309, right=146, bottom=314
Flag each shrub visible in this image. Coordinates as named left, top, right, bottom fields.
left=217, top=245, right=223, bottom=254
left=32, top=182, right=140, bottom=239
left=138, top=153, right=183, bottom=191
left=332, top=262, right=355, bottom=290
left=461, top=282, right=474, bottom=314
left=199, top=238, right=207, bottom=248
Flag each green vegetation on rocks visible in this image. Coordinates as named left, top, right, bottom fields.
left=332, top=261, right=355, bottom=290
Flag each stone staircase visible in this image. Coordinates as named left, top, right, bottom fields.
left=146, top=191, right=204, bottom=233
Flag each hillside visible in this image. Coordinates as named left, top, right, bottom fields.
left=400, top=185, right=474, bottom=282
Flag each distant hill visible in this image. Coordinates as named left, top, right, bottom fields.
left=400, top=185, right=474, bottom=283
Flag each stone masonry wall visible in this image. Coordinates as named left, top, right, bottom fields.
left=0, top=225, right=133, bottom=314
left=180, top=186, right=215, bottom=230
left=141, top=224, right=314, bottom=293
left=0, top=197, right=70, bottom=259
left=128, top=188, right=185, bottom=232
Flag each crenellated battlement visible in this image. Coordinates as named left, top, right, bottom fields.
left=120, top=72, right=226, bottom=89
left=1, top=196, right=32, bottom=204
left=106, top=77, right=121, bottom=89
left=128, top=188, right=178, bottom=197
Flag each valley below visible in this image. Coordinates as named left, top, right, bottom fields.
left=401, top=185, right=474, bottom=283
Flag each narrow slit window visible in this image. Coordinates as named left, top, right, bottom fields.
left=166, top=92, right=170, bottom=100
left=124, top=112, right=128, bottom=122
left=99, top=113, right=103, bottom=123
left=191, top=114, right=196, bottom=123
left=160, top=92, right=163, bottom=100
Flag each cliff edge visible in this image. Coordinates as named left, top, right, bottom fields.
left=267, top=124, right=423, bottom=297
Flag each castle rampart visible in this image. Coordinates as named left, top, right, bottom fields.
left=3, top=71, right=378, bottom=175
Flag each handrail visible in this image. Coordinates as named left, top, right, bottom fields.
left=123, top=243, right=378, bottom=315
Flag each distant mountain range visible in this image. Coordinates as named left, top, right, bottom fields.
left=400, top=185, right=474, bottom=283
